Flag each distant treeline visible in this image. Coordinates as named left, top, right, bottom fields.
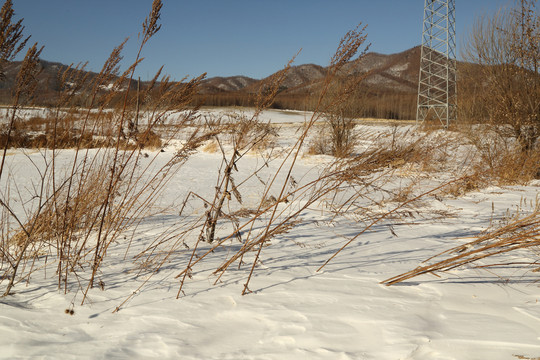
left=195, top=90, right=417, bottom=120
left=0, top=85, right=417, bottom=121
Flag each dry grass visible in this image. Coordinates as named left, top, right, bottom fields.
left=130, top=1, right=540, bottom=304
left=308, top=113, right=358, bottom=158
left=459, top=123, right=540, bottom=185
left=0, top=0, right=209, bottom=300
left=488, top=149, right=540, bottom=184
left=382, top=201, right=540, bottom=286
left=201, top=139, right=219, bottom=153
left=124, top=22, right=377, bottom=301
left=0, top=0, right=538, bottom=312
left=0, top=118, right=164, bottom=149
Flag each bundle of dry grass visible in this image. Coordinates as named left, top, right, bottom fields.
left=120, top=23, right=375, bottom=303
left=381, top=203, right=540, bottom=286
left=0, top=0, right=212, bottom=300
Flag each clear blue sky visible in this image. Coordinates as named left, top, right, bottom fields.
left=11, top=0, right=525, bottom=80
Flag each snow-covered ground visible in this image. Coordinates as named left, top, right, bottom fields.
left=1, top=109, right=539, bottom=360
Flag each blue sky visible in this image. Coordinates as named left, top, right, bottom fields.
left=12, top=0, right=524, bottom=80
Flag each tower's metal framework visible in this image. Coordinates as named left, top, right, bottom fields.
left=417, top=0, right=457, bottom=127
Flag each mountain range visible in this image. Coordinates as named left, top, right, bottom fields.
left=197, top=46, right=421, bottom=95
left=0, top=46, right=423, bottom=118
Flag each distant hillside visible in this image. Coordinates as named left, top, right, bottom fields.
left=0, top=59, right=138, bottom=106
left=199, top=76, right=258, bottom=94
left=211, top=46, right=421, bottom=96
left=0, top=46, right=428, bottom=119
left=344, top=46, right=420, bottom=93
left=200, top=46, right=423, bottom=119
left=0, top=60, right=73, bottom=103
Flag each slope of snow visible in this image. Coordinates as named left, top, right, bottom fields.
left=0, top=109, right=539, bottom=360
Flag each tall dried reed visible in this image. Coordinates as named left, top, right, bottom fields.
left=0, top=0, right=211, bottom=302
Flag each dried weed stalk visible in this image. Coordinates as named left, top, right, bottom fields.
left=382, top=200, right=540, bottom=285
left=0, top=0, right=211, bottom=302
left=166, top=23, right=372, bottom=298
left=0, top=0, right=28, bottom=80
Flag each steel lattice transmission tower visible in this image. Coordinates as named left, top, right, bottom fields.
left=417, top=0, right=457, bottom=127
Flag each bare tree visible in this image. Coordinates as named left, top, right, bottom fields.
left=461, top=0, right=539, bottom=153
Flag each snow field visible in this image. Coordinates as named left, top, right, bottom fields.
left=0, top=109, right=539, bottom=359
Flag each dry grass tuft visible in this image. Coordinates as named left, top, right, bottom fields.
left=382, top=201, right=540, bottom=286
left=488, top=149, right=540, bottom=184
left=201, top=139, right=218, bottom=153
left=514, top=355, right=540, bottom=360
left=0, top=0, right=211, bottom=300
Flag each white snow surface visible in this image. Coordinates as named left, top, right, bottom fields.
left=0, top=109, right=539, bottom=360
